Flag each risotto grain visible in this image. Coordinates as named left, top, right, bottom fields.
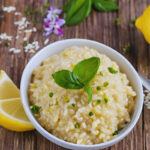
left=28, top=46, right=136, bottom=145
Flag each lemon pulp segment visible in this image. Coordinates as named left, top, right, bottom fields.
left=0, top=70, right=20, bottom=99
left=0, top=98, right=34, bottom=131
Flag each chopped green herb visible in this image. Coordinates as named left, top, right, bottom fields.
left=89, top=112, right=94, bottom=116
left=113, top=130, right=118, bottom=135
left=124, top=43, right=131, bottom=53
left=103, top=81, right=109, bottom=87
left=104, top=98, right=109, bottom=103
left=100, top=71, right=103, bottom=76
left=39, top=10, right=43, bottom=15
left=108, top=67, right=118, bottom=74
left=49, top=104, right=53, bottom=107
left=115, top=18, right=120, bottom=26
left=24, top=6, right=30, bottom=16
left=2, top=41, right=9, bottom=47
left=44, top=4, right=50, bottom=8
left=23, top=41, right=28, bottom=47
left=97, top=99, right=102, bottom=103
left=145, top=65, right=149, bottom=69
left=30, top=105, right=40, bottom=114
left=31, top=19, right=39, bottom=24
left=96, top=86, right=101, bottom=91
left=31, top=9, right=43, bottom=15
left=74, top=123, right=79, bottom=128
left=72, top=103, right=76, bottom=107
left=24, top=7, right=43, bottom=16
left=131, top=19, right=136, bottom=25
left=49, top=92, right=53, bottom=97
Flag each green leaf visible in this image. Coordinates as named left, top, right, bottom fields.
left=84, top=84, right=92, bottom=104
left=52, top=70, right=84, bottom=89
left=93, top=0, right=118, bottom=12
left=65, top=0, right=92, bottom=26
left=73, top=57, right=100, bottom=85
left=63, top=0, right=72, bottom=13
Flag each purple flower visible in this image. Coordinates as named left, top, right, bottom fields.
left=49, top=6, right=62, bottom=14
left=43, top=6, right=65, bottom=36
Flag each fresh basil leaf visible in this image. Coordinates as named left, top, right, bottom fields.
left=93, top=0, right=118, bottom=12
left=66, top=0, right=92, bottom=26
left=52, top=70, right=84, bottom=89
left=84, top=84, right=92, bottom=104
left=73, top=57, right=100, bottom=85
left=63, top=0, right=72, bottom=13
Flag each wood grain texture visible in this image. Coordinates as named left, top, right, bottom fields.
left=0, top=0, right=150, bottom=150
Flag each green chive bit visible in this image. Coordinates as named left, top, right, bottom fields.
left=74, top=123, right=79, bottom=128
left=49, top=104, right=53, bottom=107
left=44, top=4, right=50, bottom=8
left=23, top=41, right=28, bottom=47
left=72, top=103, right=76, bottom=107
left=24, top=7, right=30, bottom=16
left=103, top=81, right=109, bottom=87
left=31, top=19, right=39, bottom=24
left=113, top=130, right=118, bottom=136
left=49, top=92, right=53, bottom=97
left=131, top=19, right=136, bottom=25
left=96, top=86, right=101, bottom=91
left=89, top=112, right=94, bottom=116
left=145, top=65, right=149, bottom=69
left=115, top=18, right=121, bottom=26
left=97, top=99, right=102, bottom=104
left=108, top=67, right=118, bottom=74
left=30, top=105, right=40, bottom=114
left=100, top=72, right=103, bottom=76
left=2, top=42, right=9, bottom=47
left=104, top=98, right=109, bottom=104
left=39, top=10, right=43, bottom=15
left=124, top=43, right=131, bottom=53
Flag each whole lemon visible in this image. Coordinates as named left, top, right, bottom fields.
left=135, top=6, right=150, bottom=44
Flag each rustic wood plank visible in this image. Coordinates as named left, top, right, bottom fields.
left=0, top=0, right=150, bottom=150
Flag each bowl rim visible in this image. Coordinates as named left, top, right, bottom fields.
left=20, top=38, right=143, bottom=149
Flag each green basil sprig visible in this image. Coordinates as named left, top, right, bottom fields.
left=52, top=70, right=84, bottom=89
left=93, top=0, right=118, bottom=12
left=52, top=57, right=100, bottom=103
left=64, top=0, right=118, bottom=26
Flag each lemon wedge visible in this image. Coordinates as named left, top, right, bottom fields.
left=135, top=6, right=150, bottom=44
left=0, top=98, right=34, bottom=131
left=0, top=70, right=20, bottom=99
left=0, top=70, right=34, bottom=131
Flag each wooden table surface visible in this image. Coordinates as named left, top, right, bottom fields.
left=0, top=0, right=150, bottom=150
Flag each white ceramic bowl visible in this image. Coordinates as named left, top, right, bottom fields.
left=20, top=39, right=143, bottom=150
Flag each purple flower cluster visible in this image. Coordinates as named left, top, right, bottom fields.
left=43, top=6, right=65, bottom=36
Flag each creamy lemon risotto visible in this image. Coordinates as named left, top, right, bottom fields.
left=28, top=46, right=136, bottom=145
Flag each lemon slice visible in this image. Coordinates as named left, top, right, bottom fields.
left=0, top=98, right=34, bottom=131
left=135, top=6, right=150, bottom=44
left=0, top=70, right=34, bottom=131
left=0, top=70, right=20, bottom=99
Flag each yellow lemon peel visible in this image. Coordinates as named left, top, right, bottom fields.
left=0, top=70, right=34, bottom=131
left=135, top=6, right=150, bottom=44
